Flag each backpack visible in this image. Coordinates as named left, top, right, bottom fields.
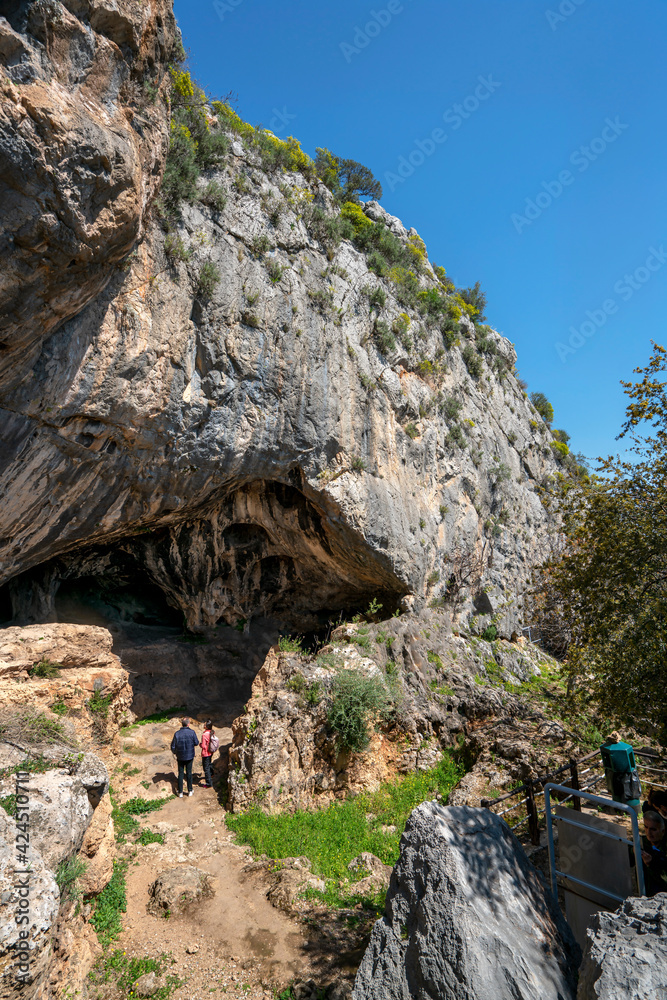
left=208, top=733, right=220, bottom=753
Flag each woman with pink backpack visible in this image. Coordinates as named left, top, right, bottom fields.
left=200, top=720, right=219, bottom=788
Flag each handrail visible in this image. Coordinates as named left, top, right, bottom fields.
left=544, top=782, right=645, bottom=899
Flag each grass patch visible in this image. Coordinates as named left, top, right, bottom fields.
left=55, top=854, right=87, bottom=905
left=278, top=635, right=304, bottom=653
left=90, top=860, right=128, bottom=947
left=121, top=708, right=187, bottom=731
left=0, top=794, right=16, bottom=818
left=89, top=950, right=182, bottom=999
left=111, top=791, right=169, bottom=843
left=226, top=755, right=462, bottom=902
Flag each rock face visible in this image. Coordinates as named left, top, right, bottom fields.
left=0, top=809, right=60, bottom=999
left=0, top=0, right=177, bottom=385
left=228, top=610, right=547, bottom=812
left=0, top=94, right=563, bottom=639
left=352, top=802, right=579, bottom=1000
left=25, top=758, right=107, bottom=870
left=0, top=623, right=132, bottom=742
left=577, top=895, right=667, bottom=1000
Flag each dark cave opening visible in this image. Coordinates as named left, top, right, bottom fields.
left=0, top=584, right=12, bottom=626
left=54, top=575, right=183, bottom=630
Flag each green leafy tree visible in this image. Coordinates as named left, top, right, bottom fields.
left=315, top=148, right=382, bottom=203
left=530, top=391, right=554, bottom=426
left=458, top=281, right=487, bottom=322
left=539, top=344, right=667, bottom=736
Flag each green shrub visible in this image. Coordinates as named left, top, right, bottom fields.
left=308, top=287, right=334, bottom=313
left=265, top=259, right=284, bottom=284
left=461, top=344, right=483, bottom=378
left=29, top=658, right=61, bottom=679
left=55, top=855, right=87, bottom=904
left=440, top=396, right=462, bottom=422
left=250, top=234, right=272, bottom=256
left=404, top=422, right=419, bottom=440
left=315, top=149, right=383, bottom=203
left=279, top=635, right=304, bottom=653
left=136, top=829, right=165, bottom=846
left=327, top=669, right=391, bottom=752
left=164, top=233, right=192, bottom=263
left=481, top=625, right=498, bottom=642
left=551, top=440, right=569, bottom=461
left=197, top=260, right=220, bottom=299
left=363, top=285, right=386, bottom=311
left=444, top=424, right=466, bottom=449
left=427, top=571, right=440, bottom=585
left=200, top=180, right=227, bottom=212
left=50, top=699, right=68, bottom=717
left=0, top=709, right=71, bottom=748
left=88, top=689, right=112, bottom=716
left=351, top=455, right=366, bottom=472
left=530, top=391, right=554, bottom=425
left=0, top=794, right=16, bottom=818
left=90, top=860, right=128, bottom=947
left=458, top=281, right=487, bottom=321
left=375, top=320, right=396, bottom=355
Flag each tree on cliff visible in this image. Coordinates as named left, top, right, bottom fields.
left=538, top=343, right=667, bottom=737
left=315, top=148, right=383, bottom=203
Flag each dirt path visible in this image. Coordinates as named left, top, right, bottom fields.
left=112, top=714, right=309, bottom=998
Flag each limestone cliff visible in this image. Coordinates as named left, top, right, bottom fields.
left=0, top=5, right=562, bottom=644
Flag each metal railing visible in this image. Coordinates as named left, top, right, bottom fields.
left=481, top=746, right=667, bottom=845
left=544, top=783, right=645, bottom=900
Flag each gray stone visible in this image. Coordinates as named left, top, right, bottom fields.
left=26, top=769, right=95, bottom=870
left=352, top=802, right=579, bottom=1000
left=148, top=866, right=214, bottom=916
left=577, top=895, right=667, bottom=1000
left=0, top=809, right=60, bottom=998
left=133, top=971, right=166, bottom=997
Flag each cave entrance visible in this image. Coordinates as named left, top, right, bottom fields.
left=54, top=575, right=183, bottom=630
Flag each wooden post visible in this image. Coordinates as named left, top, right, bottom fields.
left=570, top=759, right=581, bottom=812
left=526, top=781, right=540, bottom=845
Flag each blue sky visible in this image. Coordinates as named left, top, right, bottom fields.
left=173, top=0, right=667, bottom=461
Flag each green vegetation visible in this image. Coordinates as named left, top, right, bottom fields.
left=90, top=861, right=128, bottom=947
left=50, top=698, right=68, bottom=716
left=136, top=828, right=165, bottom=846
left=530, top=391, right=554, bottom=426
left=374, top=320, right=396, bottom=355
left=88, top=689, right=112, bottom=716
left=29, top=658, right=61, bottom=678
left=164, top=233, right=193, bottom=263
left=0, top=794, right=16, bottom=818
left=0, top=708, right=73, bottom=748
left=538, top=343, right=667, bottom=737
left=226, top=755, right=462, bottom=907
left=55, top=855, right=87, bottom=904
left=278, top=635, right=304, bottom=653
left=327, top=669, right=392, bottom=752
left=200, top=179, right=227, bottom=212
left=121, top=707, right=187, bottom=730
left=89, top=951, right=182, bottom=1000
left=197, top=260, right=220, bottom=299
left=481, top=625, right=498, bottom=642
left=315, top=148, right=383, bottom=204
left=111, top=790, right=169, bottom=843
left=404, top=422, right=419, bottom=440
left=461, top=344, right=483, bottom=378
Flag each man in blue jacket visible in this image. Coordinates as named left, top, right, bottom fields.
left=170, top=717, right=199, bottom=797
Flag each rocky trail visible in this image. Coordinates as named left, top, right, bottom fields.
left=109, top=713, right=360, bottom=1000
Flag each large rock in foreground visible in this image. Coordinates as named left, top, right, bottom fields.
left=353, top=803, right=579, bottom=1000
left=577, top=895, right=667, bottom=1000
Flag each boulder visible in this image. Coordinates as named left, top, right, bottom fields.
left=352, top=802, right=579, bottom=1000
left=23, top=768, right=96, bottom=870
left=265, top=857, right=326, bottom=912
left=147, top=867, right=214, bottom=916
left=0, top=624, right=119, bottom=678
left=0, top=810, right=60, bottom=998
left=347, top=853, right=393, bottom=897
left=133, top=971, right=167, bottom=997
left=577, top=895, right=667, bottom=1000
